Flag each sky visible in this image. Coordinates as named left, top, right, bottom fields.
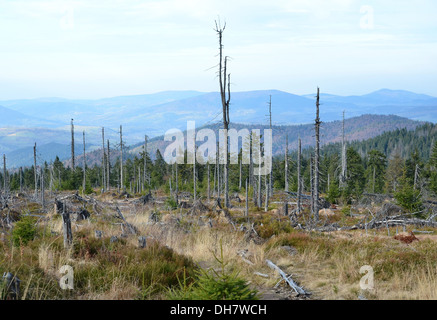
left=0, top=0, right=436, bottom=99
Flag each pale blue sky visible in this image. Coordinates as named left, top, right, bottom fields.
left=0, top=0, right=436, bottom=99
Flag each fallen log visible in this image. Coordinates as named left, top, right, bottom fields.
left=266, top=259, right=310, bottom=296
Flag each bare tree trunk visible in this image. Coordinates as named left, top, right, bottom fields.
left=340, top=110, right=347, bottom=188
left=285, top=135, right=289, bottom=192
left=3, top=154, right=6, bottom=192
left=414, top=164, right=419, bottom=190
left=143, top=135, right=148, bottom=192
left=102, top=127, right=106, bottom=192
left=258, top=145, right=262, bottom=208
left=193, top=144, right=197, bottom=203
left=207, top=162, right=210, bottom=202
left=83, top=131, right=86, bottom=194
left=107, top=140, right=110, bottom=190
left=40, top=167, right=45, bottom=207
left=297, top=138, right=302, bottom=215
left=314, top=87, right=321, bottom=222
left=264, top=174, right=269, bottom=212
left=239, top=154, right=242, bottom=191
left=216, top=141, right=220, bottom=199
left=268, top=95, right=273, bottom=196
left=175, top=162, right=179, bottom=205
left=310, top=156, right=314, bottom=215
left=120, top=125, right=124, bottom=192
left=245, top=178, right=249, bottom=218
left=19, top=167, right=23, bottom=193
left=34, top=143, right=37, bottom=196
left=71, top=119, right=75, bottom=171
left=215, top=20, right=231, bottom=208
left=250, top=133, right=256, bottom=205
left=62, top=201, right=73, bottom=249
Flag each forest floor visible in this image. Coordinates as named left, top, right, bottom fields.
left=1, top=188, right=437, bottom=300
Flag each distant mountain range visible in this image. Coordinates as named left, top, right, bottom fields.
left=0, top=88, right=435, bottom=167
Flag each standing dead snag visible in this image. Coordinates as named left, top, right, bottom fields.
left=107, top=139, right=111, bottom=190
left=71, top=119, right=75, bottom=171
left=101, top=127, right=106, bottom=192
left=119, top=125, right=124, bottom=192
left=2, top=155, right=6, bottom=193
left=340, top=110, right=347, bottom=189
left=296, top=138, right=302, bottom=215
left=215, top=19, right=231, bottom=208
left=83, top=131, right=86, bottom=194
left=314, top=88, right=321, bottom=222
left=285, top=135, right=289, bottom=192
left=62, top=201, right=73, bottom=249
left=34, top=143, right=37, bottom=196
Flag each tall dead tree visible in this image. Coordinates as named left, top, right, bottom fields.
left=207, top=161, right=211, bottom=202
left=250, top=132, right=256, bottom=205
left=193, top=144, right=197, bottom=203
left=314, top=88, right=321, bottom=222
left=3, top=154, right=7, bottom=192
left=143, top=135, right=148, bottom=191
left=175, top=161, right=179, bottom=205
left=71, top=119, right=75, bottom=171
left=107, top=139, right=110, bottom=190
left=258, top=144, right=262, bottom=208
left=297, top=138, right=302, bottom=215
left=40, top=167, right=45, bottom=207
left=120, top=125, right=124, bottom=192
left=101, top=127, right=106, bottom=191
left=215, top=20, right=231, bottom=208
left=216, top=141, right=220, bottom=198
left=19, top=167, right=23, bottom=193
left=268, top=95, right=273, bottom=196
left=245, top=178, right=249, bottom=218
left=340, top=110, right=347, bottom=188
left=285, top=135, right=289, bottom=192
left=83, top=131, right=86, bottom=194
left=34, top=143, right=37, bottom=196
left=239, top=153, right=242, bottom=191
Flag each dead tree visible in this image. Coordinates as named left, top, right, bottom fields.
left=119, top=125, right=124, bottom=192
left=175, top=162, right=179, bottom=205
left=216, top=141, right=220, bottom=198
left=83, top=131, right=86, bottom=194
left=268, top=95, right=273, bottom=196
left=340, top=110, right=347, bottom=188
left=264, top=173, right=269, bottom=212
left=193, top=144, right=197, bottom=203
left=40, top=167, right=45, bottom=207
left=314, top=88, right=321, bottom=222
left=71, top=119, right=75, bottom=171
left=239, top=153, right=242, bottom=191
left=3, top=155, right=6, bottom=193
left=62, top=201, right=73, bottom=249
left=245, top=178, right=249, bottom=218
left=19, top=167, right=23, bottom=193
left=143, top=135, right=148, bottom=191
left=297, top=138, right=302, bottom=216
left=101, top=127, right=106, bottom=192
left=215, top=20, right=231, bottom=208
left=34, top=143, right=37, bottom=196
left=207, top=161, right=211, bottom=202
left=107, top=139, right=110, bottom=190
left=258, top=144, right=262, bottom=208
left=285, top=135, right=289, bottom=192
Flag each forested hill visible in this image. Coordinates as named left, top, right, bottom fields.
left=128, top=114, right=423, bottom=159
left=318, top=122, right=437, bottom=161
